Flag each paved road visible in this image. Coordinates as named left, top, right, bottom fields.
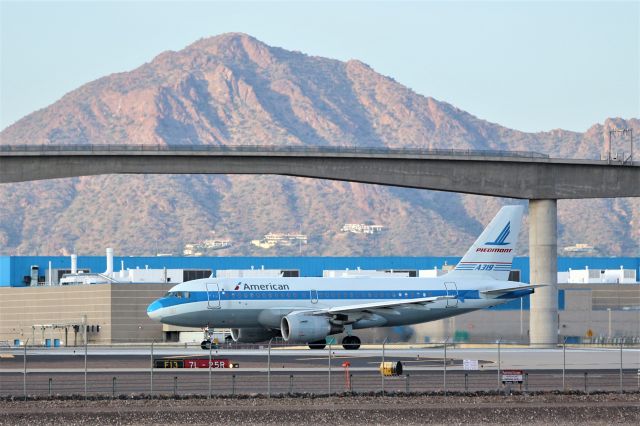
left=3, top=345, right=639, bottom=369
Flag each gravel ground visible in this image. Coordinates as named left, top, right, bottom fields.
left=0, top=392, right=638, bottom=425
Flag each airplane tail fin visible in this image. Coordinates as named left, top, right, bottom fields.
left=446, top=205, right=524, bottom=281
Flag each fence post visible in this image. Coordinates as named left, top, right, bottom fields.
left=381, top=338, right=387, bottom=395
left=497, top=338, right=501, bottom=390
left=23, top=339, right=28, bottom=401
left=405, top=374, right=410, bottom=393
left=328, top=343, right=332, bottom=396
left=84, top=338, right=88, bottom=399
left=619, top=339, right=623, bottom=394
left=562, top=336, right=567, bottom=391
left=584, top=372, right=588, bottom=394
left=524, top=372, right=529, bottom=392
left=112, top=377, right=116, bottom=398
left=232, top=374, right=236, bottom=396
left=443, top=337, right=448, bottom=395
left=208, top=341, right=212, bottom=399
left=150, top=340, right=154, bottom=396
left=48, top=377, right=52, bottom=397
left=173, top=376, right=177, bottom=397
left=267, top=338, right=273, bottom=398
left=289, top=374, right=293, bottom=394
left=464, top=373, right=468, bottom=391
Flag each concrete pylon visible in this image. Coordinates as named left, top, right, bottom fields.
left=528, top=199, right=558, bottom=347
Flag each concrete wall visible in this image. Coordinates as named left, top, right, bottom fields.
left=0, top=285, right=112, bottom=345
left=0, top=284, right=171, bottom=345
left=413, top=284, right=640, bottom=343
left=111, top=284, right=172, bottom=343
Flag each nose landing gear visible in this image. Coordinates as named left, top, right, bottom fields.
left=342, top=335, right=361, bottom=350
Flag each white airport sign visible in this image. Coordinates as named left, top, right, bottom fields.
left=463, top=359, right=479, bottom=370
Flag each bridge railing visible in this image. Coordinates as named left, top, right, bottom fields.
left=0, top=144, right=550, bottom=159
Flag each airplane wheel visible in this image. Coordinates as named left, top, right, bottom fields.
left=201, top=340, right=211, bottom=350
left=342, top=335, right=361, bottom=350
left=308, top=340, right=326, bottom=350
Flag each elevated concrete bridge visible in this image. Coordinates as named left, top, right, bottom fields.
left=0, top=145, right=638, bottom=198
left=1, top=144, right=639, bottom=346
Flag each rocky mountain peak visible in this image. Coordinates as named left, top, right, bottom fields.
left=0, top=34, right=637, bottom=256
left=183, top=32, right=279, bottom=70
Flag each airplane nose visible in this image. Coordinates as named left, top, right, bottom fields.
left=147, top=300, right=163, bottom=320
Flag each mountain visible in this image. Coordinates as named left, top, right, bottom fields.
left=0, top=33, right=638, bottom=257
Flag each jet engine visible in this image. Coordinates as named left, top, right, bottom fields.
left=280, top=312, right=342, bottom=343
left=230, top=327, right=280, bottom=343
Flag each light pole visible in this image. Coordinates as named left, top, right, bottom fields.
left=607, top=308, right=612, bottom=340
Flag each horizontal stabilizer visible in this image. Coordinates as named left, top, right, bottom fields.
left=481, top=284, right=545, bottom=297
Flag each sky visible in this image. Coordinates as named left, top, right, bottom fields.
left=0, top=0, right=638, bottom=133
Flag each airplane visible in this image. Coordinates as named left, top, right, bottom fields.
left=147, top=205, right=539, bottom=350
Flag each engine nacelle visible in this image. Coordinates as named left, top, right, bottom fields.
left=280, top=312, right=342, bottom=343
left=230, top=327, right=280, bottom=343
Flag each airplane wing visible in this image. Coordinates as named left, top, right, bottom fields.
left=312, top=296, right=453, bottom=316
left=480, top=284, right=545, bottom=297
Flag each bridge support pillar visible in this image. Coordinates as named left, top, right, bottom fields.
left=528, top=199, right=558, bottom=347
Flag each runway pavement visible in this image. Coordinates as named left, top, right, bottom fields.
left=3, top=344, right=639, bottom=369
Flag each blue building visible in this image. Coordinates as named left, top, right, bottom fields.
left=1, top=254, right=638, bottom=287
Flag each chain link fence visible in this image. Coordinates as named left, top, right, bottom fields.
left=1, top=340, right=638, bottom=398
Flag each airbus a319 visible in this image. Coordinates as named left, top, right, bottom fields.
left=148, top=205, right=537, bottom=350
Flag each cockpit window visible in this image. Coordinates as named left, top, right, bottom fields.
left=164, top=291, right=190, bottom=299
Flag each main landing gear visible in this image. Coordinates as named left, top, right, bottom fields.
left=308, top=340, right=326, bottom=350
left=307, top=336, right=361, bottom=350
left=342, top=335, right=361, bottom=350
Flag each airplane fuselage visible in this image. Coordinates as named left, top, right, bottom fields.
left=147, top=276, right=526, bottom=330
